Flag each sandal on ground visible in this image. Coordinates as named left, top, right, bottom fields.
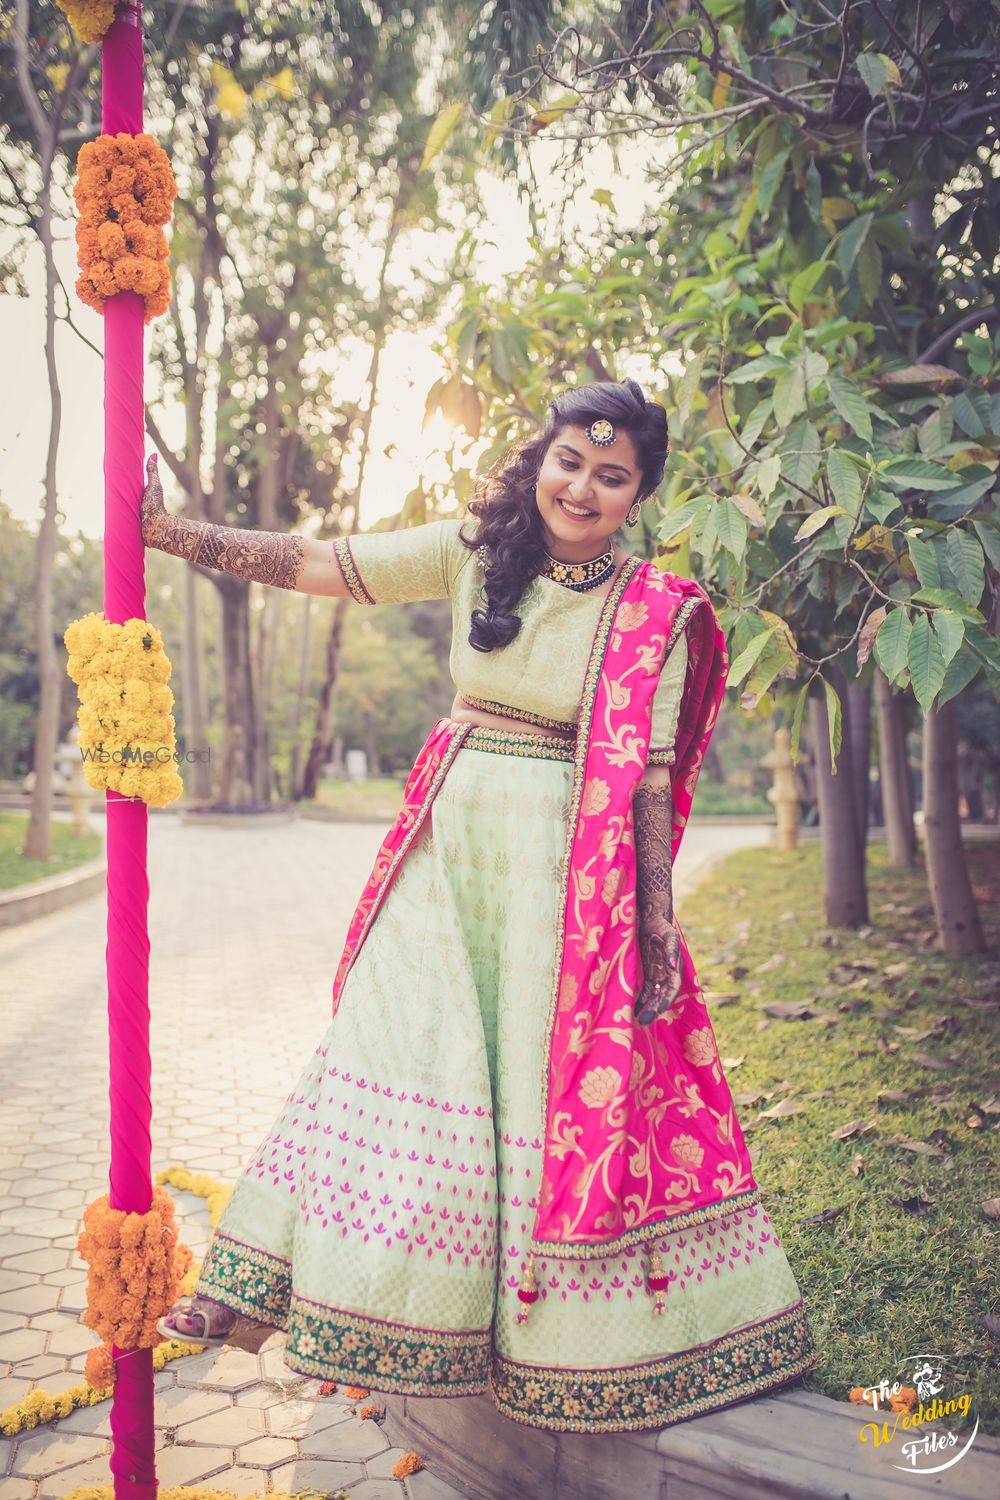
left=156, top=1294, right=273, bottom=1354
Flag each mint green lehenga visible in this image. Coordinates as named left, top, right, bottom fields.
left=192, top=520, right=819, bottom=1433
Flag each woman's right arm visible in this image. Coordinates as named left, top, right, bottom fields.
left=140, top=455, right=353, bottom=598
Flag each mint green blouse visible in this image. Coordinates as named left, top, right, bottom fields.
left=332, top=519, right=687, bottom=754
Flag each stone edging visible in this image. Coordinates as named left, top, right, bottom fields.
left=381, top=1385, right=1000, bottom=1500
left=0, top=856, right=106, bottom=929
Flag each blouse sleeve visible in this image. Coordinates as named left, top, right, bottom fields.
left=647, top=629, right=688, bottom=765
left=332, top=518, right=470, bottom=605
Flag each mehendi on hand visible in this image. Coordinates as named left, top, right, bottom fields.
left=140, top=455, right=305, bottom=591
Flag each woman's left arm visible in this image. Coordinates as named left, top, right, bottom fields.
left=633, top=763, right=682, bottom=1025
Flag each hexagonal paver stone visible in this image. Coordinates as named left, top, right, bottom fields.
left=4, top=1248, right=66, bottom=1274
left=202, top=1465, right=279, bottom=1497
left=0, top=1480, right=33, bottom=1500
left=47, top=1326, right=101, bottom=1358
left=341, top=1482, right=410, bottom=1500
left=36, top=1454, right=115, bottom=1498
left=300, top=1416, right=390, bottom=1462
left=152, top=1443, right=231, bottom=1487
left=236, top=1436, right=298, bottom=1469
left=0, top=1327, right=47, bottom=1361
left=51, top=1401, right=113, bottom=1438
left=267, top=1398, right=352, bottom=1440
left=12, top=1430, right=108, bottom=1478
left=0, top=1285, right=60, bottom=1317
left=268, top=1458, right=364, bottom=1494
left=154, top=1384, right=232, bottom=1428
left=176, top=1405, right=266, bottom=1447
left=7, top=1355, right=68, bottom=1384
left=175, top=1347, right=262, bottom=1392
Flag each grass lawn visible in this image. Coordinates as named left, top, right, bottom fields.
left=681, top=838, right=1000, bottom=1432
left=0, top=811, right=102, bottom=891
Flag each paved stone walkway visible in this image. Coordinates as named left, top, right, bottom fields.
left=0, top=809, right=773, bottom=1498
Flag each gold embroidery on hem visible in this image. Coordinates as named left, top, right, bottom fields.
left=457, top=692, right=578, bottom=735
left=646, top=747, right=677, bottom=765
left=490, top=1300, right=818, bottom=1433
left=333, top=536, right=376, bottom=605
left=528, top=1185, right=764, bottom=1260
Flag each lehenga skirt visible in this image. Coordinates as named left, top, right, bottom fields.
left=194, top=722, right=818, bottom=1433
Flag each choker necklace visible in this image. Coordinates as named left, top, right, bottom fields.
left=541, top=543, right=616, bottom=592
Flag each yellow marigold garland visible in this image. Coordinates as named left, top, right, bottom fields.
left=56, top=0, right=117, bottom=44
left=64, top=611, right=183, bottom=807
left=74, top=132, right=177, bottom=323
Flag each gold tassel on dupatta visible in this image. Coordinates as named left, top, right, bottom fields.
left=646, top=1247, right=669, bottom=1314
left=515, top=1253, right=539, bottom=1325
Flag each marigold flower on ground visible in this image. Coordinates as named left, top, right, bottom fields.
left=391, top=1452, right=425, bottom=1477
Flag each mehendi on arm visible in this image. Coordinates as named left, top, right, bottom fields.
left=140, top=455, right=319, bottom=593
left=633, top=767, right=682, bottom=1024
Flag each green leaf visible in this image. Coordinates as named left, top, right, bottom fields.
left=796, top=506, right=845, bottom=542
left=943, top=528, right=985, bottom=606
left=882, top=457, right=966, bottom=492
left=789, top=262, right=829, bottom=313
left=756, top=455, right=782, bottom=499
left=823, top=677, right=843, bottom=767
left=420, top=102, right=464, bottom=172
left=725, top=355, right=788, bottom=385
left=789, top=681, right=809, bottom=763
left=826, top=373, right=873, bottom=442
left=964, top=622, right=1000, bottom=679
left=937, top=648, right=981, bottom=706
left=676, top=348, right=706, bottom=427
left=591, top=188, right=615, bottom=210
left=779, top=418, right=822, bottom=491
left=489, top=328, right=515, bottom=384
left=837, top=212, right=873, bottom=280
left=827, top=450, right=863, bottom=515
left=909, top=587, right=985, bottom=623
left=856, top=52, right=888, bottom=97
left=658, top=496, right=707, bottom=542
left=727, top=625, right=778, bottom=687
left=907, top=534, right=944, bottom=590
left=715, top=499, right=748, bottom=562
left=907, top=614, right=947, bottom=712
left=971, top=517, right=1000, bottom=571
left=773, top=362, right=807, bottom=425
left=931, top=609, right=965, bottom=668
left=874, top=609, right=912, bottom=682
left=757, top=148, right=790, bottom=217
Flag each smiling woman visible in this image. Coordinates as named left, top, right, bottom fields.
left=141, top=378, right=818, bottom=1434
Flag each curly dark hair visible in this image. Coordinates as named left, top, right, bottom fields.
left=455, top=378, right=669, bottom=653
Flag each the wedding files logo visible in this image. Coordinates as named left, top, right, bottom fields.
left=851, top=1353, right=978, bottom=1474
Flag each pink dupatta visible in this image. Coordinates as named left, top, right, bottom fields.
left=332, top=555, right=759, bottom=1263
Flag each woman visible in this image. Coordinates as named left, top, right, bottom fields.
left=144, top=379, right=818, bottom=1433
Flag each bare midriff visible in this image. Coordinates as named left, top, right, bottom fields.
left=446, top=694, right=575, bottom=739
left=446, top=545, right=628, bottom=739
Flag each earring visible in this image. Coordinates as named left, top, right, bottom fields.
left=625, top=500, right=642, bottom=528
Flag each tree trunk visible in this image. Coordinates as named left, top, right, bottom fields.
left=180, top=563, right=212, bottom=801
left=874, top=669, right=917, bottom=866
left=364, top=710, right=380, bottom=779
left=299, top=597, right=347, bottom=799
left=289, top=594, right=313, bottom=800
left=218, top=578, right=257, bottom=806
left=922, top=698, right=985, bottom=955
left=847, top=679, right=872, bottom=848
left=809, top=667, right=869, bottom=928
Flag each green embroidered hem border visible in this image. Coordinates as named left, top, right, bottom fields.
left=332, top=536, right=375, bottom=605
left=195, top=1231, right=291, bottom=1330
left=284, top=1298, right=491, bottom=1397
left=491, top=1299, right=819, bottom=1434
left=646, top=746, right=677, bottom=765
left=461, top=724, right=576, bottom=761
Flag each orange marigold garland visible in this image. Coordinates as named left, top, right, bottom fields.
left=57, top=0, right=117, bottom=44
left=78, top=1186, right=191, bottom=1353
left=74, top=132, right=177, bottom=323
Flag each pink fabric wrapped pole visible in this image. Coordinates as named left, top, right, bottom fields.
left=101, top=6, right=157, bottom=1497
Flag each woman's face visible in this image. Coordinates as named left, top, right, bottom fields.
left=535, top=423, right=643, bottom=559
